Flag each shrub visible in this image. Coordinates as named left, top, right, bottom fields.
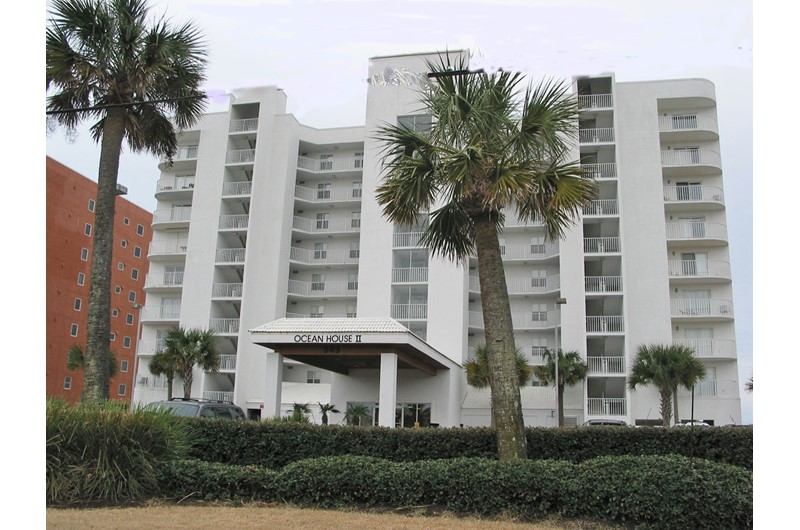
left=156, top=460, right=279, bottom=502
left=46, top=398, right=186, bottom=505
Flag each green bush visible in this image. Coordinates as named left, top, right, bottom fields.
left=46, top=398, right=186, bottom=505
left=156, top=460, right=279, bottom=502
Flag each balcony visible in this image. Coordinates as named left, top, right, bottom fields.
left=578, top=94, right=613, bottom=110
left=668, top=260, right=731, bottom=281
left=390, top=304, right=428, bottom=320
left=660, top=149, right=722, bottom=176
left=585, top=276, right=622, bottom=294
left=219, top=214, right=249, bottom=231
left=155, top=176, right=195, bottom=200
left=663, top=185, right=724, bottom=210
left=229, top=118, right=258, bottom=133
left=582, top=162, right=617, bottom=180
left=212, top=283, right=243, bottom=298
left=289, top=247, right=359, bottom=266
left=215, top=248, right=246, bottom=263
left=665, top=222, right=727, bottom=244
left=292, top=216, right=360, bottom=234
left=137, top=338, right=165, bottom=355
left=159, top=144, right=198, bottom=170
left=658, top=114, right=718, bottom=140
left=144, top=271, right=184, bottom=290
left=226, top=149, right=255, bottom=165
left=470, top=311, right=558, bottom=330
left=152, top=207, right=191, bottom=228
left=297, top=155, right=363, bottom=173
left=583, top=199, right=619, bottom=217
left=392, top=267, right=429, bottom=283
left=583, top=237, right=620, bottom=254
left=288, top=280, right=358, bottom=297
left=286, top=312, right=355, bottom=319
left=671, top=298, right=733, bottom=319
left=203, top=391, right=234, bottom=402
left=209, top=318, right=240, bottom=335
left=587, top=356, right=626, bottom=375
left=295, top=185, right=363, bottom=204
left=586, top=316, right=624, bottom=333
left=148, top=240, right=188, bottom=259
left=579, top=127, right=614, bottom=144
left=500, top=242, right=559, bottom=261
left=393, top=232, right=424, bottom=248
left=222, top=181, right=252, bottom=197
left=470, top=275, right=561, bottom=295
left=587, top=397, right=627, bottom=416
left=219, top=354, right=237, bottom=372
left=675, top=379, right=739, bottom=398
left=141, top=305, right=181, bottom=322
left=673, top=338, right=737, bottom=360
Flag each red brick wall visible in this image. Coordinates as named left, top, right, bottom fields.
left=46, top=157, right=153, bottom=404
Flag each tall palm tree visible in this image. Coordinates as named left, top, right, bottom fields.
left=147, top=349, right=176, bottom=400
left=628, top=344, right=706, bottom=427
left=375, top=54, right=596, bottom=460
left=162, top=326, right=220, bottom=399
left=533, top=349, right=588, bottom=427
left=318, top=402, right=340, bottom=425
left=46, top=0, right=207, bottom=403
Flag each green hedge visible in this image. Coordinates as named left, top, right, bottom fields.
left=182, top=421, right=752, bottom=469
left=157, top=455, right=752, bottom=529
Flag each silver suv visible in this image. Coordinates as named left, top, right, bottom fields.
left=144, top=398, right=246, bottom=420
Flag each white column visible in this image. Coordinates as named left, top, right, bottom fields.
left=378, top=353, right=398, bottom=427
left=264, top=351, right=283, bottom=419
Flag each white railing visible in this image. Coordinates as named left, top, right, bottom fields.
left=578, top=94, right=613, bottom=109
left=504, top=274, right=561, bottom=295
left=583, top=237, right=621, bottom=254
left=209, top=318, right=240, bottom=334
left=297, top=155, right=363, bottom=172
left=144, top=271, right=184, bottom=288
left=585, top=276, right=622, bottom=293
left=586, top=316, right=624, bottom=333
left=668, top=260, right=731, bottom=279
left=660, top=149, right=721, bottom=168
left=153, top=207, right=191, bottom=224
left=219, top=355, right=237, bottom=371
left=141, top=305, right=181, bottom=320
left=219, top=214, right=249, bottom=230
left=203, top=391, right=234, bottom=402
left=671, top=298, right=733, bottom=318
left=157, top=176, right=195, bottom=192
left=579, top=127, right=615, bottom=143
left=392, top=267, right=429, bottom=283
left=289, top=247, right=359, bottom=265
left=658, top=114, right=717, bottom=134
left=137, top=338, right=165, bottom=355
left=222, top=181, right=252, bottom=196
left=583, top=199, right=619, bottom=216
left=175, top=145, right=198, bottom=160
left=295, top=185, right=363, bottom=203
left=582, top=162, right=617, bottom=180
left=664, top=222, right=727, bottom=241
left=287, top=280, right=358, bottom=296
left=286, top=312, right=354, bottom=319
left=673, top=338, right=737, bottom=359
left=587, top=398, right=627, bottom=415
left=587, top=356, right=626, bottom=374
left=226, top=149, right=255, bottom=164
left=292, top=216, right=360, bottom=234
left=215, top=248, right=246, bottom=263
left=212, top=283, right=243, bottom=298
left=469, top=311, right=558, bottom=330
left=229, top=118, right=258, bottom=133
left=393, top=232, right=424, bottom=248
left=390, top=304, right=428, bottom=319
left=501, top=242, right=559, bottom=260
left=677, top=379, right=739, bottom=398
left=148, top=240, right=188, bottom=256
left=663, top=185, right=724, bottom=204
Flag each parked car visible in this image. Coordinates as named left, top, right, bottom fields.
left=675, top=420, right=711, bottom=427
left=582, top=419, right=629, bottom=427
left=144, top=398, right=246, bottom=420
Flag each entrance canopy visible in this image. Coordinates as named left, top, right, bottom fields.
left=249, top=317, right=459, bottom=375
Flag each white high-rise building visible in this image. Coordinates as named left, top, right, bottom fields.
left=132, top=51, right=742, bottom=427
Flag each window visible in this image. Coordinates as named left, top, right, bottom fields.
left=672, top=114, right=698, bottom=130
left=395, top=403, right=432, bottom=428
left=126, top=313, right=134, bottom=325
left=88, top=199, right=95, bottom=212
left=498, top=238, right=506, bottom=256
left=123, top=336, right=132, bottom=349
left=398, top=114, right=433, bottom=133
left=128, top=291, right=136, bottom=303
left=307, top=370, right=321, bottom=384
left=137, top=224, right=144, bottom=236
left=110, top=332, right=116, bottom=341
left=118, top=384, right=126, bottom=396
left=80, top=248, right=89, bottom=261
left=73, top=298, right=82, bottom=311
left=114, top=286, right=122, bottom=294
left=354, top=152, right=364, bottom=169
left=531, top=270, right=547, bottom=288
left=112, top=309, right=119, bottom=317
left=351, top=211, right=361, bottom=228
left=320, top=154, right=334, bottom=170
left=676, top=181, right=703, bottom=201
left=120, top=360, right=129, bottom=372
left=134, top=246, right=142, bottom=258
left=117, top=262, right=124, bottom=271
left=84, top=223, right=92, bottom=236
left=77, top=273, right=85, bottom=286
left=348, top=273, right=358, bottom=291
left=314, top=242, right=328, bottom=260
left=352, top=181, right=362, bottom=198
left=531, top=303, right=547, bottom=322
left=349, top=242, right=360, bottom=259
left=674, top=146, right=700, bottom=164
left=531, top=236, right=545, bottom=255
left=121, top=239, right=128, bottom=248
left=347, top=305, right=357, bottom=318
left=315, top=212, right=329, bottom=230
left=531, top=338, right=548, bottom=360
left=310, top=305, right=324, bottom=318
left=317, top=183, right=331, bottom=199
left=70, top=323, right=79, bottom=337
left=131, top=268, right=139, bottom=280
left=64, top=376, right=72, bottom=390
left=123, top=217, right=130, bottom=225
left=311, top=274, right=325, bottom=291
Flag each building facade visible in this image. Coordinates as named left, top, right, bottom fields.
left=46, top=156, right=153, bottom=404
left=131, top=51, right=741, bottom=426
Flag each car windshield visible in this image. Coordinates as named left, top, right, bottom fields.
left=145, top=402, right=199, bottom=417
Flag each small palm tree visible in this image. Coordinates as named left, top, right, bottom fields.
left=287, top=403, right=311, bottom=423
left=162, top=326, right=220, bottom=399
left=533, top=349, right=588, bottom=427
left=745, top=375, right=753, bottom=392
left=345, top=403, right=372, bottom=426
left=318, top=402, right=340, bottom=425
left=147, top=349, right=176, bottom=400
left=67, top=344, right=118, bottom=377
left=464, top=345, right=531, bottom=427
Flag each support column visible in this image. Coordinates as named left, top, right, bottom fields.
left=378, top=353, right=398, bottom=427
left=264, top=351, right=283, bottom=419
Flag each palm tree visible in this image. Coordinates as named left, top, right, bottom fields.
left=162, top=326, right=220, bottom=399
left=345, top=403, right=372, bottom=426
left=628, top=344, right=706, bottom=427
left=287, top=403, right=311, bottom=423
left=66, top=344, right=118, bottom=377
left=745, top=375, right=753, bottom=392
left=464, top=345, right=531, bottom=427
left=46, top=0, right=207, bottom=403
left=375, top=54, right=596, bottom=460
left=318, top=402, right=340, bottom=425
left=533, top=349, right=588, bottom=427
left=147, top=349, right=176, bottom=400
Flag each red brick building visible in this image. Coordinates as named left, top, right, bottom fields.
left=46, top=157, right=153, bottom=403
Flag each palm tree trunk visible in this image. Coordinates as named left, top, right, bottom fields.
left=183, top=370, right=194, bottom=399
left=473, top=214, right=527, bottom=460
left=673, top=385, right=680, bottom=425
left=166, top=377, right=174, bottom=400
left=557, top=383, right=565, bottom=427
left=82, top=107, right=126, bottom=404
left=659, top=388, right=673, bottom=427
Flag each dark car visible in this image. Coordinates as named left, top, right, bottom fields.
left=144, top=398, right=246, bottom=419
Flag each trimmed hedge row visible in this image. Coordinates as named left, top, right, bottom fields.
left=182, top=420, right=752, bottom=469
left=157, top=454, right=753, bottom=530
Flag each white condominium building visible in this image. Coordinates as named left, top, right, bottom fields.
left=132, top=50, right=742, bottom=427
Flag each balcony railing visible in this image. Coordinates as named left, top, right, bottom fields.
left=583, top=199, right=619, bottom=216
left=660, top=149, right=721, bottom=168
left=500, top=242, right=559, bottom=260
left=392, top=267, right=429, bottom=283
left=582, top=162, right=617, bottom=180
left=671, top=299, right=733, bottom=318
left=668, top=260, right=731, bottom=279
left=471, top=274, right=560, bottom=295
left=658, top=114, right=717, bottom=134
left=141, top=305, right=181, bottom=321
left=295, top=185, right=363, bottom=203
left=293, top=216, right=360, bottom=234
left=219, top=214, right=249, bottom=230
left=673, top=338, right=737, bottom=359
left=212, top=283, right=243, bottom=298
left=219, top=354, right=237, bottom=371
left=585, top=276, right=622, bottom=293
left=297, top=155, right=363, bottom=172
left=578, top=94, right=613, bottom=109
left=175, top=145, right=198, bottom=160
left=137, top=338, right=165, bottom=355
left=288, top=280, right=358, bottom=297
left=153, top=207, right=191, bottom=224
left=226, top=149, right=255, bottom=164
left=470, top=311, right=558, bottom=330
left=586, top=316, right=624, bottom=333
left=222, top=181, right=252, bottom=196
left=229, top=118, right=258, bottom=133
left=215, top=248, right=246, bottom=263
left=587, top=356, right=626, bottom=374
left=587, top=397, right=627, bottom=415
left=583, top=237, right=621, bottom=254
left=390, top=304, right=428, bottom=320
left=676, top=379, right=739, bottom=398
left=144, top=271, right=184, bottom=289
left=209, top=318, right=240, bottom=334
left=286, top=312, right=355, bottom=319
left=665, top=222, right=727, bottom=241
left=579, top=127, right=615, bottom=143
left=203, top=391, right=234, bottom=402
left=148, top=240, right=188, bottom=256
left=663, top=185, right=724, bottom=204
left=289, top=247, right=359, bottom=265
left=156, top=176, right=195, bottom=192
left=393, top=232, right=424, bottom=248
